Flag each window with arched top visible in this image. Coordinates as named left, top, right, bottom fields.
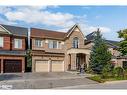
left=72, top=37, right=79, bottom=48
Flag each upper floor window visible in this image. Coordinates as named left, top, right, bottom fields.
left=35, top=39, right=43, bottom=47
left=48, top=40, right=57, bottom=49
left=58, top=42, right=61, bottom=49
left=73, top=37, right=79, bottom=48
left=14, top=39, right=22, bottom=49
left=0, top=37, right=3, bottom=47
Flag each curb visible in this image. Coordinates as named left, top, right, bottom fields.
left=53, top=83, right=100, bottom=89
left=104, top=80, right=127, bottom=84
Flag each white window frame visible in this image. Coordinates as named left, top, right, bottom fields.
left=35, top=39, right=43, bottom=48
left=0, top=37, right=4, bottom=47
left=48, top=40, right=58, bottom=49
left=14, top=38, right=22, bottom=49
left=72, top=37, right=79, bottom=48
left=57, top=41, right=61, bottom=49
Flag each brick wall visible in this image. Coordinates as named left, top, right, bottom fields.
left=0, top=35, right=11, bottom=50
left=12, top=37, right=26, bottom=50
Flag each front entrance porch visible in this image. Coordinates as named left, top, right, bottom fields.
left=67, top=53, right=89, bottom=71
left=67, top=48, right=90, bottom=71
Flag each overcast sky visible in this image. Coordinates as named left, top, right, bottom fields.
left=0, top=6, right=127, bottom=41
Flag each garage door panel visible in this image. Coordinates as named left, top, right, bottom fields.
left=51, top=61, right=64, bottom=72
left=35, top=60, right=49, bottom=72
left=4, top=60, right=22, bottom=73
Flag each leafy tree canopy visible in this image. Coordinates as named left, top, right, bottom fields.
left=118, top=29, right=127, bottom=55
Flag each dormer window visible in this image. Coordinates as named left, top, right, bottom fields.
left=73, top=37, right=79, bottom=48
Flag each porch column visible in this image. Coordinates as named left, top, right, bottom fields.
left=22, top=58, right=25, bottom=73
left=86, top=54, right=90, bottom=68
left=1, top=59, right=3, bottom=73
left=71, top=53, right=76, bottom=70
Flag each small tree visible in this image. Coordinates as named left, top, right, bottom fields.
left=113, top=67, right=124, bottom=78
left=101, top=63, right=114, bottom=78
left=89, top=29, right=112, bottom=74
left=26, top=49, right=32, bottom=71
left=118, top=29, right=127, bottom=55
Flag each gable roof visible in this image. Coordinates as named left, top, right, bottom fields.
left=0, top=25, right=12, bottom=34
left=85, top=32, right=119, bottom=48
left=0, top=24, right=28, bottom=37
left=31, top=24, right=85, bottom=40
left=85, top=32, right=95, bottom=41
left=66, top=24, right=85, bottom=39
left=31, top=28, right=66, bottom=40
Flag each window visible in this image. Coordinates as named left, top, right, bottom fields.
left=123, top=61, right=127, bottom=69
left=72, top=37, right=79, bottom=48
left=0, top=37, right=3, bottom=47
left=58, top=42, right=61, bottom=49
left=14, top=39, right=22, bottom=49
left=48, top=40, right=58, bottom=49
left=35, top=39, right=43, bottom=47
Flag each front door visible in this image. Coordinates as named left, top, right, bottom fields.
left=76, top=53, right=86, bottom=71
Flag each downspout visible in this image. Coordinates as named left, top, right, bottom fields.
left=28, top=28, right=31, bottom=50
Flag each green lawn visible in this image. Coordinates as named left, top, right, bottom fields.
left=88, top=75, right=127, bottom=83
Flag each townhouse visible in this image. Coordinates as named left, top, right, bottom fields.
left=0, top=24, right=28, bottom=73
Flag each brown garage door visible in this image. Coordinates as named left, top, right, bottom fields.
left=4, top=60, right=22, bottom=73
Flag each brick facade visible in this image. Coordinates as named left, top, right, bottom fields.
left=31, top=25, right=89, bottom=72
left=0, top=35, right=11, bottom=50
left=0, top=24, right=27, bottom=73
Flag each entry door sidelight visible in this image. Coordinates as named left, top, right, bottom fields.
left=76, top=55, right=80, bottom=70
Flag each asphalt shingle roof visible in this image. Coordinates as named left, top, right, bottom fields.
left=31, top=28, right=66, bottom=40
left=85, top=32, right=119, bottom=48
left=0, top=24, right=28, bottom=37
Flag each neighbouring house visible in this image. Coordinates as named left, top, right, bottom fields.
left=0, top=24, right=28, bottom=73
left=85, top=32, right=127, bottom=69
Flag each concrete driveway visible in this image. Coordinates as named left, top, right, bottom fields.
left=0, top=72, right=98, bottom=89
left=56, top=80, right=127, bottom=89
